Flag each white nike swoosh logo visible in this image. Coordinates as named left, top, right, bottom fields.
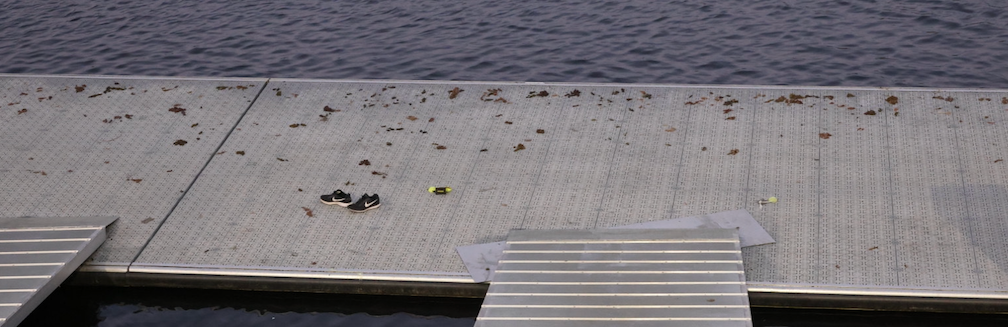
left=365, top=199, right=378, bottom=207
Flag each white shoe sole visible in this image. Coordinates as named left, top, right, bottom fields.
left=348, top=203, right=380, bottom=212
left=320, top=198, right=352, bottom=207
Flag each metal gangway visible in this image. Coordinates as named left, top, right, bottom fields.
left=476, top=228, right=751, bottom=326
left=0, top=217, right=116, bottom=326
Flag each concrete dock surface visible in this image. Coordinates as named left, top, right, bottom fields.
left=2, top=74, right=1007, bottom=305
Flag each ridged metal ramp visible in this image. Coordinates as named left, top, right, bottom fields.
left=0, top=216, right=116, bottom=327
left=476, top=229, right=751, bottom=327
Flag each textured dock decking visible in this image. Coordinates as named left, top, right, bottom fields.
left=2, top=74, right=1008, bottom=300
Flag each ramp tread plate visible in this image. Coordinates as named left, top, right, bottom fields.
left=0, top=217, right=113, bottom=327
left=476, top=229, right=751, bottom=327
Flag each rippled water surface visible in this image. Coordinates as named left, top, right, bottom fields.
left=3, top=0, right=1008, bottom=87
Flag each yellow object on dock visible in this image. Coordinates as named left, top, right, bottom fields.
left=428, top=186, right=452, bottom=194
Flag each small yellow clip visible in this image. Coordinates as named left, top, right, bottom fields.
left=758, top=196, right=778, bottom=208
left=428, top=186, right=452, bottom=194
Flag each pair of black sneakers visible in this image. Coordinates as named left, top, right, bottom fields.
left=320, top=190, right=381, bottom=212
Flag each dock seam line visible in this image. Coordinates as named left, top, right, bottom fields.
left=591, top=91, right=633, bottom=228
left=815, top=90, right=823, bottom=283
left=742, top=90, right=757, bottom=211
left=439, top=90, right=499, bottom=248
left=126, top=79, right=271, bottom=267
left=950, top=104, right=982, bottom=285
left=337, top=83, right=392, bottom=266
left=667, top=91, right=695, bottom=219
left=881, top=97, right=901, bottom=286
left=520, top=93, right=568, bottom=229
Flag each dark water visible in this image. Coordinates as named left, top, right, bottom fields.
left=22, top=287, right=482, bottom=327
left=21, top=286, right=1008, bottom=327
left=2, top=0, right=1008, bottom=88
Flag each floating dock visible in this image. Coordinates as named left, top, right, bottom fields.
left=2, top=74, right=1007, bottom=312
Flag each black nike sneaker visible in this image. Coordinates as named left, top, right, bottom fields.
left=320, top=190, right=353, bottom=207
left=347, top=193, right=381, bottom=212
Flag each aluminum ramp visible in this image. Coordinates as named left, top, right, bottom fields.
left=476, top=229, right=751, bottom=327
left=0, top=216, right=116, bottom=327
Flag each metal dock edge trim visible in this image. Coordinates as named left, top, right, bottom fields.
left=747, top=283, right=1008, bottom=300
left=266, top=77, right=1008, bottom=92
left=475, top=317, right=753, bottom=321
left=62, top=271, right=1008, bottom=313
left=78, top=263, right=130, bottom=273
left=68, top=271, right=490, bottom=298
left=76, top=270, right=1008, bottom=300
left=126, top=265, right=474, bottom=283
left=0, top=73, right=267, bottom=82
